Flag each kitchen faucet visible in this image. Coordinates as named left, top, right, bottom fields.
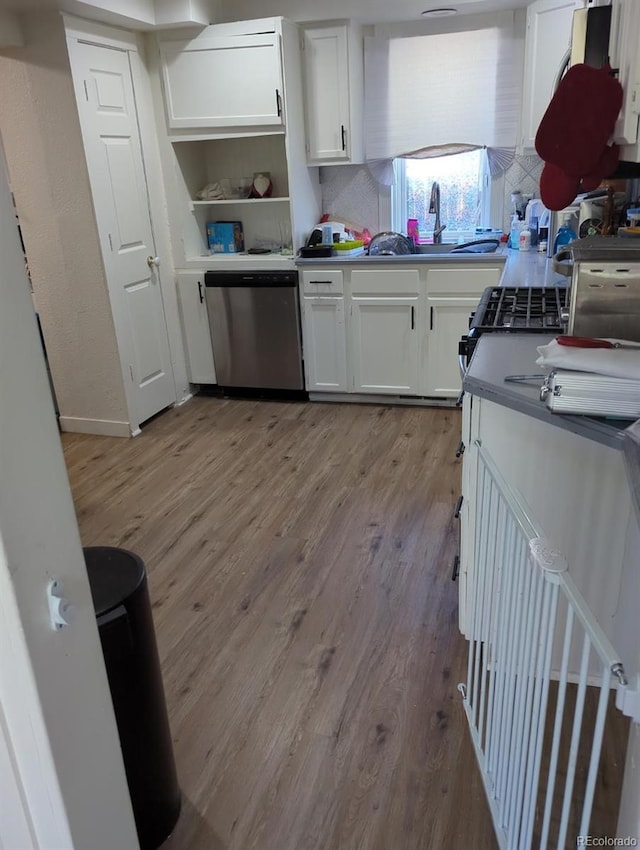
left=429, top=181, right=447, bottom=244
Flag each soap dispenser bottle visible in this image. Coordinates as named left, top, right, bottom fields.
left=553, top=212, right=577, bottom=253
left=509, top=215, right=522, bottom=250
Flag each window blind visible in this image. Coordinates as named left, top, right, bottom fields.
left=364, top=16, right=524, bottom=162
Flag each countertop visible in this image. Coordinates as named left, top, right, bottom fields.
left=294, top=245, right=567, bottom=287
left=295, top=250, right=507, bottom=267
left=464, top=333, right=640, bottom=522
left=499, top=247, right=567, bottom=288
left=463, top=334, right=628, bottom=451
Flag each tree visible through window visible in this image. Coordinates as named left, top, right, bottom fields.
left=400, top=150, right=487, bottom=241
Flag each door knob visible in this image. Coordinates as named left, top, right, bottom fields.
left=147, top=256, right=160, bottom=268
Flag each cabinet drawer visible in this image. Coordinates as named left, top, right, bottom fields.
left=426, top=266, right=502, bottom=296
left=301, top=269, right=344, bottom=295
left=350, top=268, right=419, bottom=296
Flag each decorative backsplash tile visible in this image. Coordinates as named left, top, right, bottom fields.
left=502, top=153, right=544, bottom=230
left=321, top=153, right=545, bottom=236
left=320, top=165, right=383, bottom=233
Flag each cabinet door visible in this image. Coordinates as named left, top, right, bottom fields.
left=351, top=298, right=419, bottom=394
left=302, top=26, right=350, bottom=162
left=521, top=0, right=583, bottom=151
left=160, top=34, right=284, bottom=129
left=302, top=297, right=347, bottom=391
left=610, top=0, right=640, bottom=148
left=176, top=273, right=217, bottom=384
left=423, top=297, right=478, bottom=397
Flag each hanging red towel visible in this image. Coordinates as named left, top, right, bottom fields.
left=535, top=63, right=623, bottom=210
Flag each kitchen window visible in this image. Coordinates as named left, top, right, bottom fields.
left=391, top=149, right=492, bottom=243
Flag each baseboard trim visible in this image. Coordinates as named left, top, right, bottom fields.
left=58, top=416, right=132, bottom=438
left=174, top=392, right=193, bottom=408
left=308, top=393, right=457, bottom=408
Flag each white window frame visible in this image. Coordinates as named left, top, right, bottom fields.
left=391, top=150, right=494, bottom=242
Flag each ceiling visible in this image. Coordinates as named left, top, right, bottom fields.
left=215, top=0, right=530, bottom=25
left=0, top=0, right=530, bottom=23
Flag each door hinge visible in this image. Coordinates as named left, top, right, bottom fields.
left=108, top=233, right=113, bottom=251
left=305, top=140, right=310, bottom=154
left=83, top=79, right=89, bottom=101
left=129, top=365, right=134, bottom=382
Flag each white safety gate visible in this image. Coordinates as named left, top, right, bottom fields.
left=460, top=442, right=633, bottom=850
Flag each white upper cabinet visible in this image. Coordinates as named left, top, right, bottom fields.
left=609, top=0, right=640, bottom=152
left=160, top=28, right=284, bottom=130
left=520, top=0, right=584, bottom=151
left=301, top=22, right=364, bottom=165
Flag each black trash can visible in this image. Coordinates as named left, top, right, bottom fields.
left=84, top=547, right=181, bottom=850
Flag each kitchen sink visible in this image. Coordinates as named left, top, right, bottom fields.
left=412, top=243, right=458, bottom=254
left=413, top=239, right=500, bottom=255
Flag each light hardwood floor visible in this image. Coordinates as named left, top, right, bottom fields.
left=63, top=397, right=497, bottom=850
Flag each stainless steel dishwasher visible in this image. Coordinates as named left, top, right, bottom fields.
left=204, top=270, right=304, bottom=390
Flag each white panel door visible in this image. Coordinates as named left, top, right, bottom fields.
left=160, top=34, right=284, bottom=129
left=302, top=296, right=347, bottom=391
left=69, top=42, right=175, bottom=428
left=303, top=26, right=350, bottom=162
left=521, top=0, right=583, bottom=150
left=351, top=298, right=419, bottom=394
left=424, top=297, right=478, bottom=397
left=176, top=272, right=216, bottom=384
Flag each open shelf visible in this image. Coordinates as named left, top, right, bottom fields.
left=190, top=197, right=290, bottom=207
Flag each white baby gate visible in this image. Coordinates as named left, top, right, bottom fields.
left=460, top=441, right=632, bottom=850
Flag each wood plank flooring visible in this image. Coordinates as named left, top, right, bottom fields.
left=62, top=397, right=497, bottom=850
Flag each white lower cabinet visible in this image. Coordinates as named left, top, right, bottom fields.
left=423, top=297, right=478, bottom=397
left=176, top=271, right=216, bottom=384
left=302, top=296, right=347, bottom=391
left=350, top=298, right=419, bottom=394
left=299, top=262, right=496, bottom=398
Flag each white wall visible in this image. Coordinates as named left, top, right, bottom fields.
left=0, top=11, right=130, bottom=432
left=0, top=136, right=138, bottom=849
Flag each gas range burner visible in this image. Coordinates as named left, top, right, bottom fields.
left=459, top=286, right=570, bottom=370
left=470, top=286, right=569, bottom=335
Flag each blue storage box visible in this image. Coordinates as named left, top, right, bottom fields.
left=206, top=221, right=244, bottom=254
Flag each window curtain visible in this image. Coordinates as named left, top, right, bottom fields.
left=364, top=16, right=523, bottom=171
